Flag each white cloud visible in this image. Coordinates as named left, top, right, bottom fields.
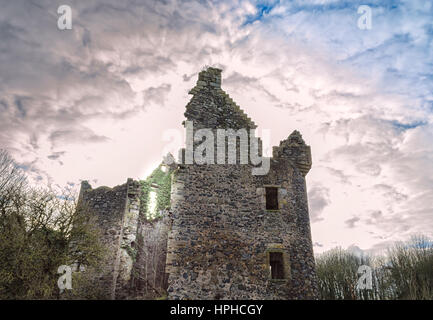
left=0, top=0, right=432, bottom=253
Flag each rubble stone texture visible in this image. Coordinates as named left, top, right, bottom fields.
left=78, top=67, right=318, bottom=300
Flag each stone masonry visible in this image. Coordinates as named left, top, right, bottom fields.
left=77, top=178, right=142, bottom=299
left=78, top=67, right=319, bottom=300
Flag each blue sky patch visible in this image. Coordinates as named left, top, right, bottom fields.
left=243, top=1, right=279, bottom=25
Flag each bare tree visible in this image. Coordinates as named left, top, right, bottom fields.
left=316, top=235, right=433, bottom=300
left=0, top=149, right=105, bottom=299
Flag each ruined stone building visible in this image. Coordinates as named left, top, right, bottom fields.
left=78, top=67, right=318, bottom=300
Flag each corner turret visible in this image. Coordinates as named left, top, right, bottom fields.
left=273, top=130, right=312, bottom=176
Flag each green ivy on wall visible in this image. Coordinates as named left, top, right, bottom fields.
left=140, top=165, right=173, bottom=220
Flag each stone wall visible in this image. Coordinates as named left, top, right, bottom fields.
left=167, top=161, right=317, bottom=299
left=77, top=178, right=142, bottom=299
left=78, top=173, right=172, bottom=299
left=116, top=179, right=141, bottom=295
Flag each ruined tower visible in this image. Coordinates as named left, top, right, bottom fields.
left=78, top=67, right=318, bottom=300
left=165, top=67, right=318, bottom=299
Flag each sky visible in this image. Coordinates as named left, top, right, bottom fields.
left=0, top=0, right=432, bottom=254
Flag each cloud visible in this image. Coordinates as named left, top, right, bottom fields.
left=47, top=151, right=66, bottom=160
left=308, top=184, right=330, bottom=222
left=345, top=216, right=361, bottom=229
left=0, top=0, right=432, bottom=253
left=142, top=84, right=172, bottom=107
left=346, top=244, right=365, bottom=258
left=355, top=161, right=381, bottom=176
left=49, top=127, right=110, bottom=147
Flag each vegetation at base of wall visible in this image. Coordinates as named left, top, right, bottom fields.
left=156, top=293, right=168, bottom=300
left=316, top=235, right=433, bottom=300
left=140, top=165, right=173, bottom=220
left=0, top=149, right=106, bottom=299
